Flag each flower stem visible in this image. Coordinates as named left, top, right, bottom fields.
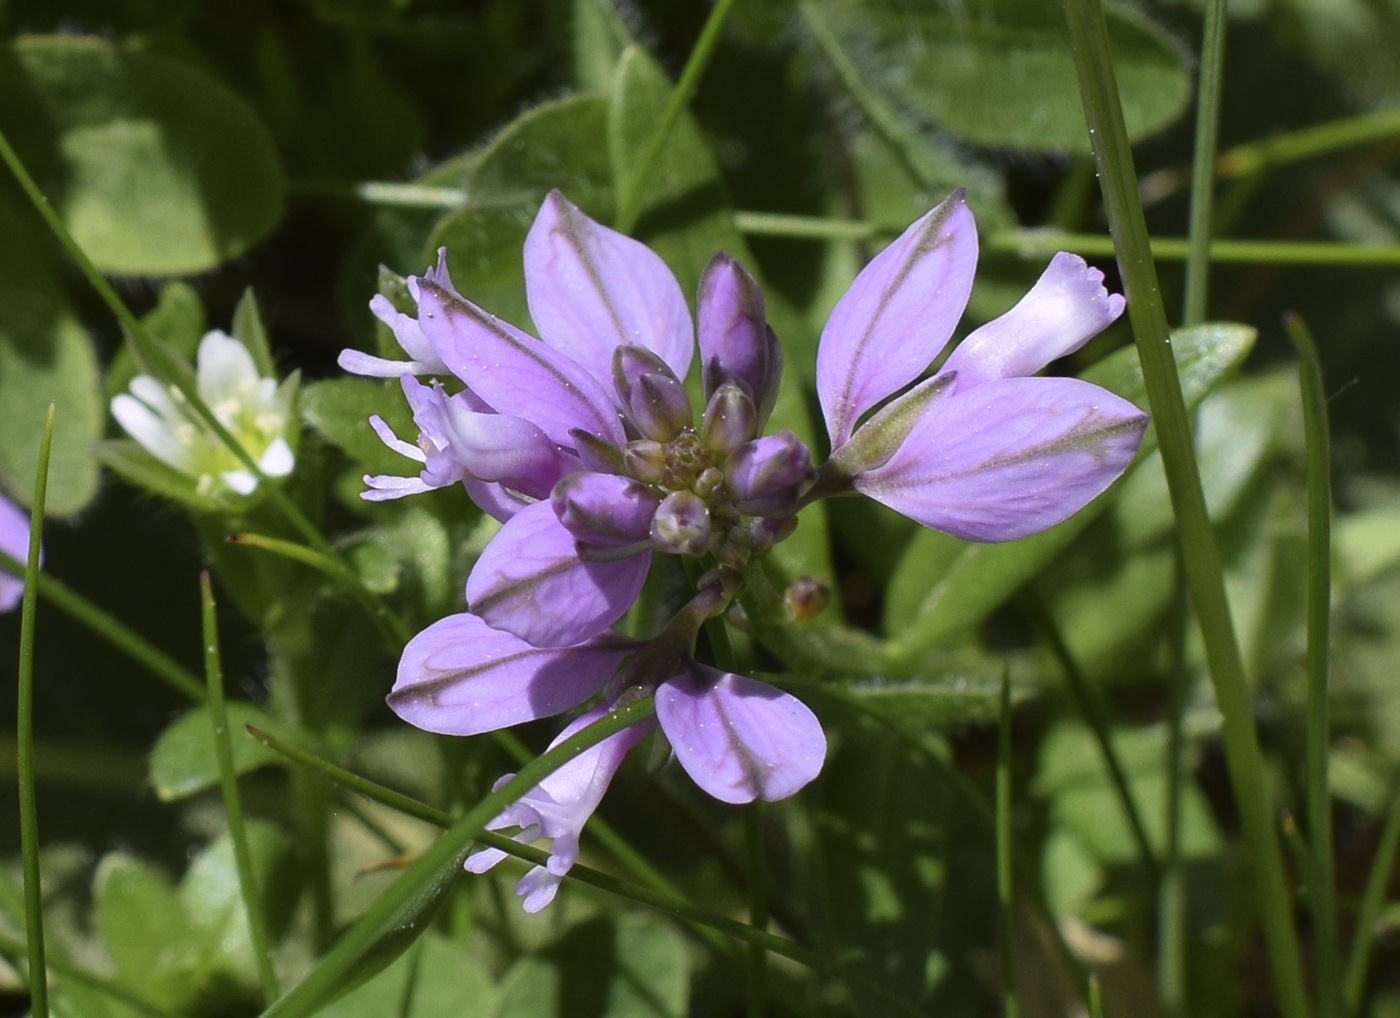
left=0, top=549, right=204, bottom=702
left=201, top=574, right=279, bottom=1003
left=997, top=667, right=1019, bottom=1018
left=745, top=805, right=770, bottom=1018
left=1157, top=561, right=1190, bottom=1018
left=1061, top=1, right=1310, bottom=1016
left=1285, top=312, right=1343, bottom=1018
left=1344, top=784, right=1400, bottom=1014
left=613, top=0, right=739, bottom=234
left=0, top=125, right=397, bottom=637
left=1182, top=0, right=1228, bottom=325
left=16, top=403, right=55, bottom=1018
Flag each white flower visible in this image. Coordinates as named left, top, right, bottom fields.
left=112, top=331, right=296, bottom=497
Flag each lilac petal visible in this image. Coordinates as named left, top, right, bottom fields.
left=415, top=280, right=625, bottom=449
left=463, top=701, right=654, bottom=912
left=940, top=252, right=1126, bottom=392
left=816, top=191, right=978, bottom=448
left=854, top=376, right=1148, bottom=542
left=464, top=480, right=535, bottom=523
left=552, top=471, right=661, bottom=550
left=434, top=390, right=575, bottom=499
left=466, top=500, right=651, bottom=647
left=0, top=494, right=33, bottom=614
left=656, top=665, right=826, bottom=804
left=697, top=253, right=782, bottom=428
left=361, top=474, right=435, bottom=502
left=524, top=191, right=693, bottom=388
left=388, top=612, right=635, bottom=736
left=726, top=431, right=815, bottom=516
left=339, top=288, right=451, bottom=377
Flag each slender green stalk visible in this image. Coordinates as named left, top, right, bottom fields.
left=289, top=179, right=469, bottom=209
left=799, top=2, right=938, bottom=191
left=226, top=532, right=410, bottom=646
left=1285, top=312, right=1343, bottom=1018
left=0, top=930, right=177, bottom=1018
left=1021, top=592, right=1158, bottom=882
left=0, top=550, right=204, bottom=701
left=1089, top=974, right=1106, bottom=1018
left=731, top=212, right=1400, bottom=266
left=16, top=404, right=55, bottom=1018
left=613, top=0, right=739, bottom=233
left=1217, top=108, right=1400, bottom=177
left=201, top=575, right=279, bottom=1003
left=0, top=125, right=398, bottom=634
left=1182, top=0, right=1228, bottom=325
left=1062, top=2, right=1309, bottom=1017
left=998, top=668, right=1019, bottom=1018
left=1157, top=559, right=1190, bottom=1018
left=745, top=806, right=770, bottom=1018
left=259, top=698, right=653, bottom=1018
left=1344, top=785, right=1400, bottom=1014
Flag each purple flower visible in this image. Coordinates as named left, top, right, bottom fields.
left=0, top=493, right=33, bottom=613
left=349, top=191, right=812, bottom=649
left=815, top=190, right=1148, bottom=541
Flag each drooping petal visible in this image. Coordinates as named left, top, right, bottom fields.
left=816, top=191, right=978, bottom=448
left=939, top=252, right=1126, bottom=392
left=388, top=612, right=636, bottom=736
left=463, top=479, right=535, bottom=522
left=111, top=391, right=193, bottom=473
left=854, top=376, right=1148, bottom=542
left=0, top=494, right=34, bottom=614
left=463, top=700, right=655, bottom=912
left=415, top=280, right=625, bottom=449
left=655, top=665, right=826, bottom=804
left=697, top=253, right=782, bottom=429
left=524, top=190, right=693, bottom=388
left=465, top=500, right=651, bottom=647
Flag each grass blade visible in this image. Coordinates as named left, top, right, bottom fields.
left=998, top=667, right=1019, bottom=1018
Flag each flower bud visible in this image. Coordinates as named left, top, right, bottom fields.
left=697, top=253, right=783, bottom=430
left=650, top=490, right=711, bottom=556
left=624, top=440, right=667, bottom=484
left=613, top=345, right=693, bottom=442
left=699, top=382, right=757, bottom=456
left=552, top=471, right=660, bottom=553
left=727, top=431, right=815, bottom=516
left=570, top=428, right=628, bottom=475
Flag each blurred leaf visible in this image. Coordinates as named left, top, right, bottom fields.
left=94, top=854, right=208, bottom=1012
left=105, top=281, right=207, bottom=401
left=179, top=820, right=299, bottom=987
left=838, top=655, right=1037, bottom=726
left=316, top=931, right=497, bottom=1018
left=816, top=0, right=1191, bottom=153
left=492, top=915, right=689, bottom=1018
left=0, top=35, right=284, bottom=274
left=573, top=0, right=634, bottom=93
left=232, top=288, right=276, bottom=377
left=149, top=702, right=285, bottom=801
left=1337, top=508, right=1400, bottom=586
left=885, top=323, right=1256, bottom=657
left=301, top=377, right=418, bottom=475
left=428, top=94, right=614, bottom=326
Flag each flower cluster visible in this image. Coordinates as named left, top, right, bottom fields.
left=112, top=330, right=296, bottom=498
left=0, top=493, right=33, bottom=613
left=347, top=188, right=1147, bottom=911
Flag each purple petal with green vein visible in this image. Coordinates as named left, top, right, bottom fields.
left=465, top=500, right=651, bottom=647
left=854, top=376, right=1148, bottom=542
left=389, top=612, right=636, bottom=736
left=525, top=190, right=693, bottom=388
left=816, top=189, right=978, bottom=448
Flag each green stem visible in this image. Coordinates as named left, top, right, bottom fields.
left=1344, top=784, right=1400, bottom=1014
left=998, top=668, right=1019, bottom=1018
left=0, top=125, right=397, bottom=633
left=745, top=805, right=770, bottom=1018
left=613, top=0, right=739, bottom=234
left=1182, top=0, right=1228, bottom=325
left=201, top=575, right=279, bottom=1003
left=227, top=533, right=410, bottom=646
left=0, top=550, right=203, bottom=701
left=1061, top=2, right=1310, bottom=1017
left=1217, top=107, right=1400, bottom=177
left=17, top=404, right=55, bottom=1018
left=1285, top=312, right=1343, bottom=1018
left=731, top=212, right=1400, bottom=265
left=1089, top=974, right=1106, bottom=1018
left=1157, top=559, right=1190, bottom=1018
left=1021, top=592, right=1159, bottom=883
left=289, top=179, right=469, bottom=209
left=799, top=2, right=937, bottom=191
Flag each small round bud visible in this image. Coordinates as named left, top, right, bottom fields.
left=650, top=490, right=711, bottom=556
